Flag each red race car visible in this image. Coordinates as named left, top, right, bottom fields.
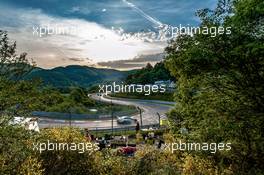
left=119, top=146, right=137, bottom=156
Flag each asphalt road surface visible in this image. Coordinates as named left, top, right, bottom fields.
left=38, top=94, right=175, bottom=130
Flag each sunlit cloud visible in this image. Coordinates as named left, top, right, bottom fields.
left=0, top=0, right=217, bottom=69
left=0, top=6, right=166, bottom=68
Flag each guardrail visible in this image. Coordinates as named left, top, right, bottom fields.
left=88, top=123, right=161, bottom=131
left=32, top=110, right=137, bottom=120
left=39, top=123, right=161, bottom=131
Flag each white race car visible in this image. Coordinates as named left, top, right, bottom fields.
left=117, top=116, right=135, bottom=124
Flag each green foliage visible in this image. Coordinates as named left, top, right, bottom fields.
left=24, top=65, right=128, bottom=88
left=29, top=128, right=181, bottom=175
left=0, top=30, right=35, bottom=80
left=0, top=79, right=40, bottom=119
left=126, top=62, right=175, bottom=84
left=34, top=127, right=99, bottom=175
left=134, top=145, right=180, bottom=175
left=0, top=31, right=43, bottom=174
left=69, top=87, right=95, bottom=106
left=30, top=87, right=96, bottom=114
left=18, top=156, right=44, bottom=175
left=0, top=30, right=38, bottom=122
left=0, top=124, right=43, bottom=175
left=165, top=0, right=264, bottom=173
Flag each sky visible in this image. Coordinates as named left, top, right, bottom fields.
left=0, top=0, right=217, bottom=70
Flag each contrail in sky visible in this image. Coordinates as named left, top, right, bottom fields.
left=122, top=0, right=163, bottom=27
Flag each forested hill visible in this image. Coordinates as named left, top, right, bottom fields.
left=24, top=65, right=129, bottom=88
left=125, top=62, right=175, bottom=84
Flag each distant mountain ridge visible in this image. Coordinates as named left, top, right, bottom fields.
left=24, top=65, right=130, bottom=88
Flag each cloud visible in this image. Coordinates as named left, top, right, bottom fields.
left=97, top=53, right=164, bottom=70
left=68, top=57, right=91, bottom=62
left=0, top=0, right=218, bottom=69
left=0, top=5, right=166, bottom=68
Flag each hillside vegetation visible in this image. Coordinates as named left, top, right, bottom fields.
left=25, top=65, right=129, bottom=88
left=125, top=62, right=175, bottom=85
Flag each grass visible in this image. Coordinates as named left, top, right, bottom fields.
left=40, top=102, right=138, bottom=120
left=95, top=102, right=138, bottom=116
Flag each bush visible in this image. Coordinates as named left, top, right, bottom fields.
left=0, top=124, right=42, bottom=175
left=35, top=127, right=99, bottom=175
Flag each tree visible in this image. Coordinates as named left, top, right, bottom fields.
left=69, top=87, right=95, bottom=106
left=0, top=31, right=42, bottom=174
left=165, top=0, right=264, bottom=173
left=125, top=61, right=174, bottom=84
left=0, top=31, right=38, bottom=123
left=0, top=30, right=35, bottom=80
left=145, top=63, right=153, bottom=70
